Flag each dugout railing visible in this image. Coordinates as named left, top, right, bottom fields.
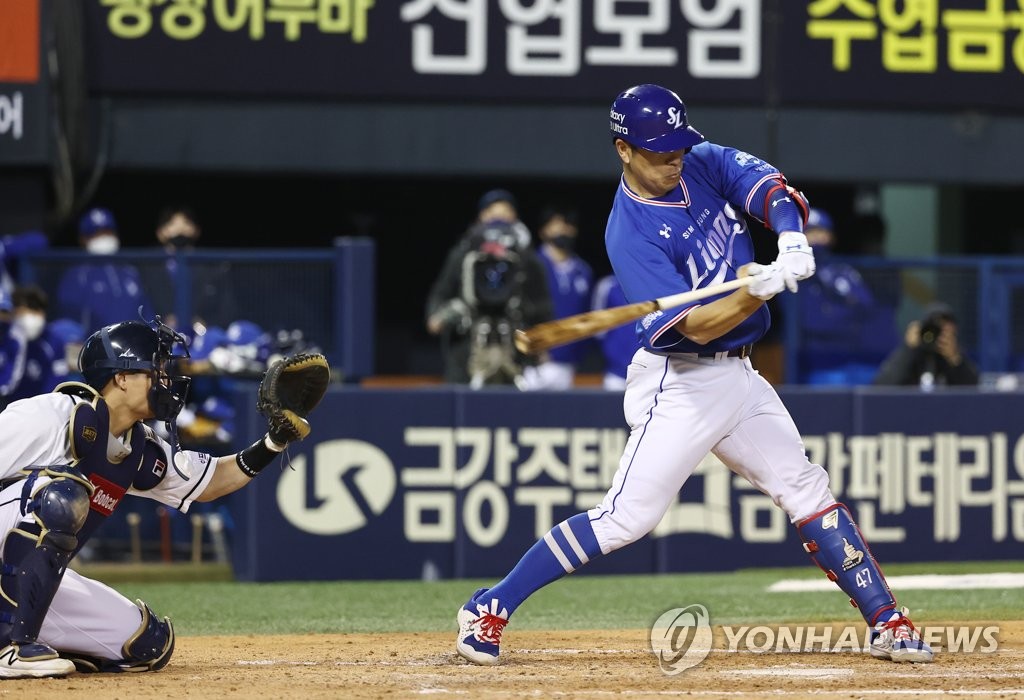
left=781, top=256, right=1024, bottom=385
left=19, top=237, right=376, bottom=382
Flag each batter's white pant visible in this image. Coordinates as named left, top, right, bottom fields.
left=588, top=349, right=835, bottom=554
left=0, top=479, right=146, bottom=659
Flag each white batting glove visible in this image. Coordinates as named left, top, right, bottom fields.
left=744, top=262, right=786, bottom=301
left=775, top=231, right=816, bottom=293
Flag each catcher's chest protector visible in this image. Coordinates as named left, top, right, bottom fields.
left=59, top=384, right=153, bottom=552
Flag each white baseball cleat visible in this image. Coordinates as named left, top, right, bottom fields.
left=869, top=607, right=934, bottom=663
left=456, top=588, right=509, bottom=666
left=0, top=642, right=76, bottom=678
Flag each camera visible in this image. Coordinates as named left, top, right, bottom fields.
left=919, top=317, right=942, bottom=352
left=459, top=220, right=530, bottom=388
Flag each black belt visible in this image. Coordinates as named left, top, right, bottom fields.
left=697, top=344, right=752, bottom=359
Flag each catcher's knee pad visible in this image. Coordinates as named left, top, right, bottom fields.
left=66, top=599, right=175, bottom=673
left=797, top=503, right=896, bottom=624
left=0, top=472, right=91, bottom=645
left=28, top=468, right=94, bottom=550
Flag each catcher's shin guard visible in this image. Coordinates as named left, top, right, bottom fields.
left=63, top=599, right=175, bottom=673
left=797, top=503, right=896, bottom=625
left=0, top=470, right=91, bottom=646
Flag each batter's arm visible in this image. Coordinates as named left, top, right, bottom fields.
left=671, top=265, right=765, bottom=345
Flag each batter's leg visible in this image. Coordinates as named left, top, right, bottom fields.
left=712, top=367, right=933, bottom=662
left=457, top=354, right=730, bottom=665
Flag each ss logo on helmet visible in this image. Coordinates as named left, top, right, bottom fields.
left=667, top=107, right=686, bottom=129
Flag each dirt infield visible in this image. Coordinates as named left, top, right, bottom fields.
left=9, top=621, right=1022, bottom=698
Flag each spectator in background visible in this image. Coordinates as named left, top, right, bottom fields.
left=8, top=284, right=66, bottom=401
left=522, top=206, right=594, bottom=390
left=591, top=274, right=638, bottom=390
left=44, top=317, right=86, bottom=384
left=56, top=207, right=153, bottom=329
left=149, top=205, right=236, bottom=330
left=426, top=189, right=552, bottom=386
left=874, top=302, right=978, bottom=388
left=0, top=230, right=48, bottom=299
left=0, top=289, right=27, bottom=409
left=797, top=207, right=898, bottom=384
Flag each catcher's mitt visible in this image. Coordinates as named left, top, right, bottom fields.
left=257, top=353, right=331, bottom=444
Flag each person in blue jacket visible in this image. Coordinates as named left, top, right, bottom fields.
left=56, top=207, right=153, bottom=330
left=523, top=206, right=594, bottom=389
left=590, top=274, right=638, bottom=390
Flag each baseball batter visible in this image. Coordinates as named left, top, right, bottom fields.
left=0, top=317, right=322, bottom=678
left=457, top=84, right=933, bottom=666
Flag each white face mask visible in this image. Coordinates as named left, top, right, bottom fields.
left=14, top=313, right=45, bottom=341
left=85, top=234, right=120, bottom=255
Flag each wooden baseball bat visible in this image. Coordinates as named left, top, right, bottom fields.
left=515, top=276, right=755, bottom=355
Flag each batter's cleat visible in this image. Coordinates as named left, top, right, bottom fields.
left=456, top=588, right=510, bottom=666
left=0, top=642, right=76, bottom=678
left=869, top=607, right=934, bottom=663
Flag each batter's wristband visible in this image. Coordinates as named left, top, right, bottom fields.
left=236, top=434, right=287, bottom=478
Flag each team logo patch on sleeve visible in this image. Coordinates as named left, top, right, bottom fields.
left=88, top=474, right=127, bottom=516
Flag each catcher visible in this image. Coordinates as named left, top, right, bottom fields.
left=0, top=317, right=329, bottom=678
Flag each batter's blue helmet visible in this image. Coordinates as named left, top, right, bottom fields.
left=610, top=84, right=705, bottom=153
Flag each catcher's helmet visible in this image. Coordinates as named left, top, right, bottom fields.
left=609, top=84, right=705, bottom=153
left=79, top=319, right=191, bottom=422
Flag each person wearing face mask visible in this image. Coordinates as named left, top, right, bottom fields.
left=147, top=205, right=235, bottom=330
left=425, top=189, right=552, bottom=386
left=7, top=285, right=66, bottom=402
left=0, top=290, right=28, bottom=410
left=521, top=206, right=595, bottom=390
left=795, top=207, right=898, bottom=384
left=55, top=208, right=154, bottom=331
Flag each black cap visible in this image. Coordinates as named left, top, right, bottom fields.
left=478, top=189, right=517, bottom=213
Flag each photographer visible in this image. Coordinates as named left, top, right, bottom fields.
left=873, top=302, right=978, bottom=388
left=426, top=191, right=552, bottom=387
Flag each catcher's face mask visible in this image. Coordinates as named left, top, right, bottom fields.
left=147, top=318, right=192, bottom=423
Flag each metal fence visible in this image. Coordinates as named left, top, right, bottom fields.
left=783, top=256, right=1024, bottom=385
left=20, top=237, right=376, bottom=381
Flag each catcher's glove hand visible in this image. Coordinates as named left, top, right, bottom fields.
left=257, top=353, right=331, bottom=445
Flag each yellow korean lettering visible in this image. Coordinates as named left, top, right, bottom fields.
left=807, top=19, right=878, bottom=71
left=943, top=0, right=1008, bottom=72
left=212, top=0, right=265, bottom=40
left=101, top=0, right=155, bottom=39
left=318, top=0, right=375, bottom=43
left=162, top=0, right=207, bottom=40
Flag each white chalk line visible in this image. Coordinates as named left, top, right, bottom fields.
left=236, top=647, right=1024, bottom=667
left=768, top=572, right=1024, bottom=593
left=412, top=691, right=1024, bottom=697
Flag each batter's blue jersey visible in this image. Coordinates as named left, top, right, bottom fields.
left=605, top=141, right=793, bottom=354
left=538, top=249, right=594, bottom=364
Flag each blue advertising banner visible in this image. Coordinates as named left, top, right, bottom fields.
left=228, top=386, right=1024, bottom=582
left=779, top=1, right=1024, bottom=110
left=81, top=1, right=1024, bottom=110
left=81, top=0, right=766, bottom=102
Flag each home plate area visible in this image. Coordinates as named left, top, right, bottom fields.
left=3, top=624, right=1020, bottom=698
